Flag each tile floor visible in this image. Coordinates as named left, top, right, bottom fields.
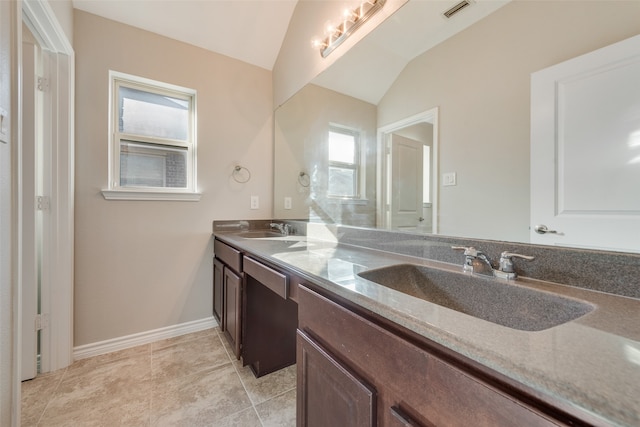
left=21, top=328, right=296, bottom=426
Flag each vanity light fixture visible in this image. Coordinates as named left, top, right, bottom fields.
left=312, top=0, right=386, bottom=58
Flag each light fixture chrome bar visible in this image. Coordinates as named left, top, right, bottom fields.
left=318, top=0, right=386, bottom=58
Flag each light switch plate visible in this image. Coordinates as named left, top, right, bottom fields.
left=442, top=172, right=457, bottom=186
left=284, top=197, right=292, bottom=210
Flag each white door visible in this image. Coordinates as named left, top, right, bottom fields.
left=531, top=35, right=640, bottom=253
left=389, top=134, right=424, bottom=230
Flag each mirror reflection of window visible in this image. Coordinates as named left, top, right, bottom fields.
left=328, top=126, right=360, bottom=198
left=423, top=146, right=430, bottom=204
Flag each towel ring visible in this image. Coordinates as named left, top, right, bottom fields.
left=298, top=171, right=310, bottom=187
left=232, top=165, right=251, bottom=183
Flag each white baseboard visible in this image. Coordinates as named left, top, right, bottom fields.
left=73, top=316, right=218, bottom=361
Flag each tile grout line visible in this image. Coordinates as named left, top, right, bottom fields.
left=30, top=328, right=293, bottom=426
left=215, top=330, right=267, bottom=426
left=35, top=366, right=68, bottom=426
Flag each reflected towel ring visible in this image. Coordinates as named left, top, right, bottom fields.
left=232, top=165, right=251, bottom=183
left=298, top=171, right=310, bottom=187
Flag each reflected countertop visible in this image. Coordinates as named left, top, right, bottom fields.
left=214, top=230, right=640, bottom=426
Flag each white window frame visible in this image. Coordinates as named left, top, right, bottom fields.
left=102, top=71, right=200, bottom=201
left=327, top=125, right=363, bottom=199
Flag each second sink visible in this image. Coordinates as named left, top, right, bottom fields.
left=357, top=264, right=594, bottom=331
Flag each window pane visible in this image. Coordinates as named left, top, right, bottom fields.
left=120, top=141, right=187, bottom=188
left=328, top=166, right=356, bottom=197
left=329, top=131, right=356, bottom=164
left=119, top=87, right=189, bottom=141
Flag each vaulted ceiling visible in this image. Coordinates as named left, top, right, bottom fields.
left=72, top=0, right=299, bottom=71
left=71, top=0, right=511, bottom=103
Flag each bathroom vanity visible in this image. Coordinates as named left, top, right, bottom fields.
left=213, top=220, right=640, bottom=426
left=213, top=236, right=298, bottom=376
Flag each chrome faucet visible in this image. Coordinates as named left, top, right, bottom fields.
left=452, top=246, right=534, bottom=279
left=270, top=222, right=285, bottom=235
left=270, top=222, right=294, bottom=236
left=452, top=246, right=494, bottom=276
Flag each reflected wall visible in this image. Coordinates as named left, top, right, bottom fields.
left=274, top=84, right=377, bottom=226
left=377, top=0, right=640, bottom=242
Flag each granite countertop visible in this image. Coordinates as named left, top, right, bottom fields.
left=214, top=230, right=640, bottom=427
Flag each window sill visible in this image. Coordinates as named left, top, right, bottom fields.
left=101, top=189, right=201, bottom=201
left=327, top=197, right=369, bottom=205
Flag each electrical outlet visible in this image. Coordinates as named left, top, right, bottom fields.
left=284, top=197, right=292, bottom=210
left=250, top=195, right=259, bottom=209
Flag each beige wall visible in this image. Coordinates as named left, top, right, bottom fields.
left=74, top=11, right=273, bottom=346
left=272, top=0, right=406, bottom=108
left=378, top=0, right=640, bottom=242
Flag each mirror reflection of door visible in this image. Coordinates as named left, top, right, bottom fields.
left=531, top=35, right=640, bottom=253
left=389, top=134, right=425, bottom=230
left=379, top=108, right=438, bottom=234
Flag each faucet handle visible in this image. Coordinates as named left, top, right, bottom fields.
left=498, top=251, right=535, bottom=273
left=452, top=246, right=482, bottom=257
left=283, top=224, right=294, bottom=236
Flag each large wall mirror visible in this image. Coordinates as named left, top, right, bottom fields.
left=274, top=0, right=640, bottom=251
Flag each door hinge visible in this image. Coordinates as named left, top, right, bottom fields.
left=37, top=76, right=49, bottom=92
left=35, top=314, right=49, bottom=331
left=36, top=196, right=50, bottom=211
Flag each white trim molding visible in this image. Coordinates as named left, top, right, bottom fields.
left=73, top=317, right=218, bottom=361
left=20, top=0, right=75, bottom=376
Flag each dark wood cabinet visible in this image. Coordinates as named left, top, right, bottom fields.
left=223, top=266, right=242, bottom=359
left=297, top=284, right=572, bottom=427
left=214, top=238, right=244, bottom=359
left=297, top=330, right=376, bottom=427
left=214, top=238, right=297, bottom=370
left=212, top=258, right=224, bottom=329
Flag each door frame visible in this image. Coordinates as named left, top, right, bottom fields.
left=18, top=0, right=74, bottom=382
left=377, top=108, right=439, bottom=233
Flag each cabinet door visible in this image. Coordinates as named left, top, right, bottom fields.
left=223, top=267, right=242, bottom=359
left=212, top=258, right=224, bottom=330
left=297, top=330, right=375, bottom=427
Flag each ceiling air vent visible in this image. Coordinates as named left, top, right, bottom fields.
left=443, top=0, right=472, bottom=18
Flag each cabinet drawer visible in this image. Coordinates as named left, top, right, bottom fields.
left=244, top=256, right=289, bottom=299
left=214, top=239, right=242, bottom=272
